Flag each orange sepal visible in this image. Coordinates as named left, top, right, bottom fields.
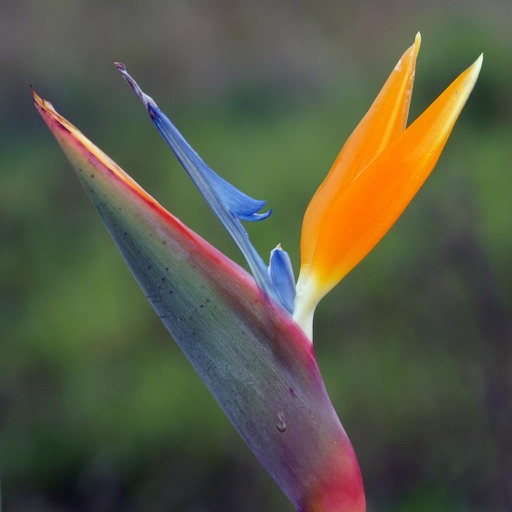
left=295, top=52, right=482, bottom=336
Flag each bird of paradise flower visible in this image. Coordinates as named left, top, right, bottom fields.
left=34, top=34, right=481, bottom=512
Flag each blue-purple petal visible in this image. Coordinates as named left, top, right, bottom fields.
left=116, top=63, right=277, bottom=302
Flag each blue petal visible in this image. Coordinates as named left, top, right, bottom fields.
left=116, top=63, right=279, bottom=303
left=199, top=164, right=272, bottom=222
left=268, top=245, right=296, bottom=314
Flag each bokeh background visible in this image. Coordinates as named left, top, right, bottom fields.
left=1, top=1, right=511, bottom=511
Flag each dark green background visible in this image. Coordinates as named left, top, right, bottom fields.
left=1, top=1, right=511, bottom=511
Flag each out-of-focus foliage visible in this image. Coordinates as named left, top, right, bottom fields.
left=1, top=1, right=511, bottom=511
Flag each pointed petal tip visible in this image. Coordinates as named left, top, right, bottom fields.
left=116, top=63, right=157, bottom=110
left=460, top=53, right=483, bottom=93
left=396, top=33, right=421, bottom=71
left=414, top=32, right=422, bottom=48
left=473, top=53, right=484, bottom=75
left=402, top=32, right=420, bottom=62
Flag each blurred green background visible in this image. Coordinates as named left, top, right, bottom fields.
left=1, top=1, right=511, bottom=511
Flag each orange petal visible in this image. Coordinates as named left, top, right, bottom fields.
left=300, top=33, right=421, bottom=268
left=295, top=54, right=483, bottom=336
